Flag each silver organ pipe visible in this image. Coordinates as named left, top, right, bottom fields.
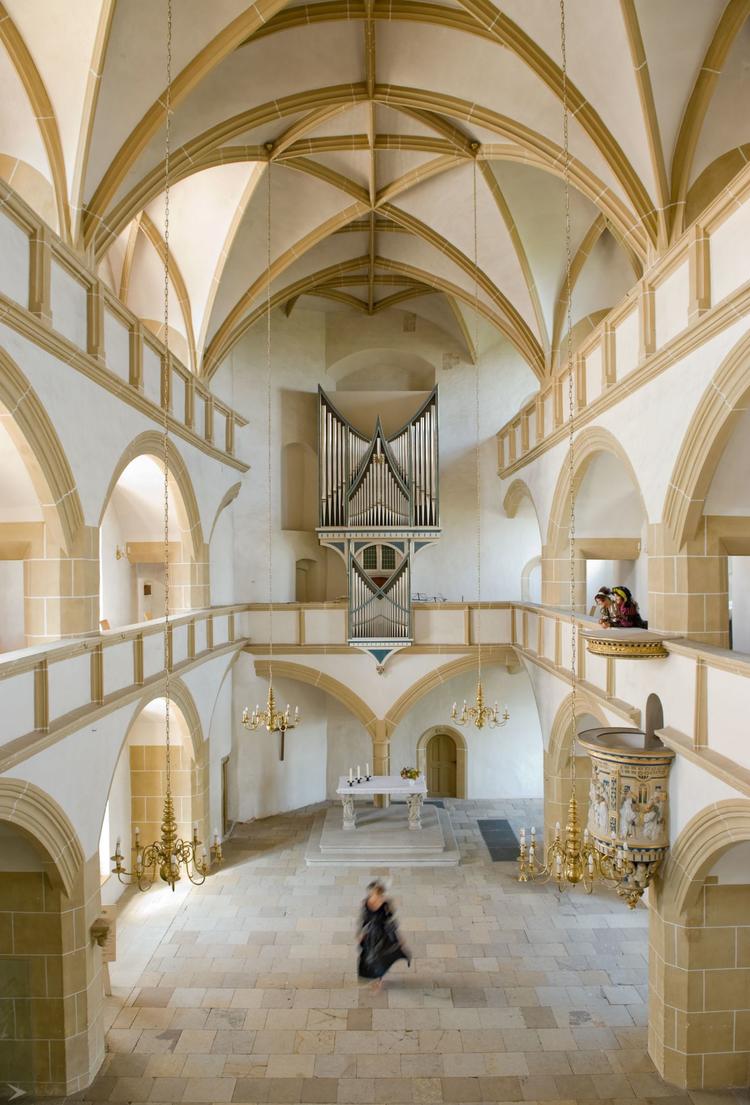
left=318, top=388, right=438, bottom=647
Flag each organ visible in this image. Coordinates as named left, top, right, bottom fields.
left=317, top=387, right=441, bottom=668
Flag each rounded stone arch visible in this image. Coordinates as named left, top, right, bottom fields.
left=0, top=346, right=84, bottom=554
left=416, top=724, right=468, bottom=799
left=0, top=777, right=85, bottom=897
left=663, top=328, right=750, bottom=550
left=545, top=425, right=648, bottom=553
left=253, top=659, right=377, bottom=735
left=655, top=798, right=750, bottom=919
left=97, top=430, right=205, bottom=559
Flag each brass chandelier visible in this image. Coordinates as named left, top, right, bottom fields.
left=450, top=160, right=508, bottom=732
left=452, top=681, right=509, bottom=730
left=242, top=687, right=300, bottom=737
left=112, top=0, right=220, bottom=892
left=516, top=0, right=636, bottom=906
left=517, top=795, right=640, bottom=908
left=241, top=163, right=300, bottom=753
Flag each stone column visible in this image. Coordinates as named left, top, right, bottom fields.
left=24, top=524, right=100, bottom=645
left=372, top=720, right=390, bottom=809
left=540, top=541, right=586, bottom=610
left=0, top=853, right=105, bottom=1096
left=649, top=880, right=750, bottom=1088
left=648, top=522, right=728, bottom=646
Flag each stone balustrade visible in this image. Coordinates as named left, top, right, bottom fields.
left=510, top=601, right=750, bottom=797
left=0, top=183, right=248, bottom=470
left=2, top=599, right=749, bottom=801
left=0, top=605, right=242, bottom=773
left=496, top=163, right=750, bottom=477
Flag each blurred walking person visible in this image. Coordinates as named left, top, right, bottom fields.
left=357, top=880, right=410, bottom=991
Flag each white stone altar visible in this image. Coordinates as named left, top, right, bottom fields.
left=336, top=774, right=427, bottom=830
left=305, top=803, right=460, bottom=867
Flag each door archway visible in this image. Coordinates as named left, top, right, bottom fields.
left=416, top=725, right=467, bottom=799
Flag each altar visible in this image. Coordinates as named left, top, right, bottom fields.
left=336, top=774, right=427, bottom=830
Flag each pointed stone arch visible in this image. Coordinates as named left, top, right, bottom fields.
left=98, top=430, right=205, bottom=556
left=122, top=675, right=206, bottom=760
left=503, top=477, right=540, bottom=524
left=655, top=797, right=750, bottom=918
left=545, top=426, right=647, bottom=552
left=106, top=677, right=210, bottom=869
left=543, top=426, right=647, bottom=610
left=0, top=346, right=84, bottom=555
left=98, top=431, right=209, bottom=614
left=648, top=797, right=750, bottom=1089
left=0, top=777, right=84, bottom=896
left=663, top=327, right=750, bottom=551
left=253, top=659, right=377, bottom=734
left=544, top=691, right=609, bottom=847
left=384, top=649, right=518, bottom=731
left=208, top=481, right=242, bottom=543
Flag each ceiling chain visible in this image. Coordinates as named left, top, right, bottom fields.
left=161, top=0, right=173, bottom=793
left=559, top=0, right=578, bottom=778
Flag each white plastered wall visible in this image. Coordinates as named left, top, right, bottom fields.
left=502, top=316, right=750, bottom=541
left=220, top=308, right=539, bottom=605
left=389, top=664, right=543, bottom=799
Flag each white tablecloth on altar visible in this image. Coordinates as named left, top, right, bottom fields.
left=335, top=774, right=427, bottom=797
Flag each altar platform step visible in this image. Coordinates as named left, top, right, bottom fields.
left=305, top=803, right=460, bottom=866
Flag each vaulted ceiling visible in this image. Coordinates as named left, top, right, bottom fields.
left=1, top=1, right=748, bottom=379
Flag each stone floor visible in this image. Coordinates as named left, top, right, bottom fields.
left=69, top=799, right=749, bottom=1105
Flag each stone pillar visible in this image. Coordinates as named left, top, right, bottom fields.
left=649, top=880, right=750, bottom=1089
left=171, top=539, right=209, bottom=613
left=129, top=743, right=193, bottom=848
left=0, top=854, right=104, bottom=1096
left=648, top=522, right=728, bottom=646
left=24, top=524, right=100, bottom=645
left=372, top=720, right=390, bottom=809
left=540, top=541, right=586, bottom=610
left=191, top=739, right=211, bottom=864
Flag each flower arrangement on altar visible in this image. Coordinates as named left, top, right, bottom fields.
left=400, top=767, right=420, bottom=781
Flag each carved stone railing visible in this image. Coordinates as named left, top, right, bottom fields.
left=2, top=599, right=749, bottom=800
left=0, top=605, right=244, bottom=773
left=0, top=183, right=248, bottom=470
left=509, top=602, right=750, bottom=797
left=496, top=163, right=750, bottom=477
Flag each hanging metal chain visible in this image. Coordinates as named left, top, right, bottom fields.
left=473, top=157, right=482, bottom=686
left=560, top=0, right=577, bottom=781
left=266, top=162, right=274, bottom=684
left=161, top=0, right=173, bottom=795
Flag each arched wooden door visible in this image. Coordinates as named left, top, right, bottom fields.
left=426, top=731, right=457, bottom=797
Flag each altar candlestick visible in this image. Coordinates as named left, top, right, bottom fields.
left=349, top=767, right=353, bottom=783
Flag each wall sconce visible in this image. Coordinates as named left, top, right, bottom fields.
left=115, top=545, right=126, bottom=561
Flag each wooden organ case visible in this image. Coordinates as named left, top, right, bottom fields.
left=317, top=387, right=441, bottom=668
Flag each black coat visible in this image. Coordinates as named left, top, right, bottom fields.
left=357, top=900, right=408, bottom=980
